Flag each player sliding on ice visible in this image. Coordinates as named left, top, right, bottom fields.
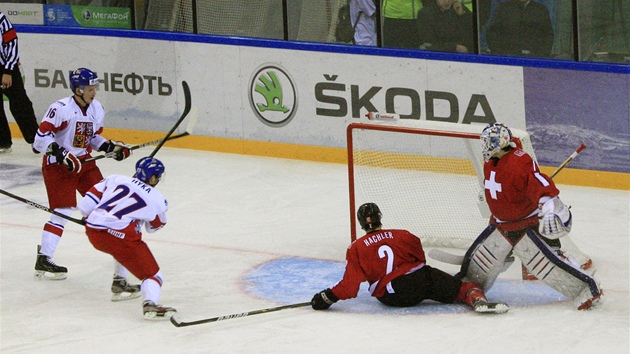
left=311, top=203, right=509, bottom=314
left=78, top=157, right=176, bottom=320
left=456, top=123, right=602, bottom=310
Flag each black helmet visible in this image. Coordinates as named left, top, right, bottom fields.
left=357, top=203, right=382, bottom=231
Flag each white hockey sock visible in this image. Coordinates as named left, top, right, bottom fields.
left=39, top=208, right=72, bottom=257
left=141, top=271, right=163, bottom=304
left=114, top=261, right=130, bottom=279
left=40, top=231, right=62, bottom=257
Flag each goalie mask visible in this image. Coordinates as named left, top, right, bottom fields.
left=357, top=203, right=382, bottom=231
left=480, top=123, right=516, bottom=162
left=135, top=157, right=165, bottom=185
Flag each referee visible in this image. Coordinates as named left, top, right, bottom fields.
left=0, top=12, right=39, bottom=153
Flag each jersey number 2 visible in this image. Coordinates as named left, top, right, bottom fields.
left=378, top=245, right=394, bottom=274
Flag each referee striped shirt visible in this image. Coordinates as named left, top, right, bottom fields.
left=0, top=12, right=20, bottom=72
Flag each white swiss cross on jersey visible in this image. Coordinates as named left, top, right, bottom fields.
left=484, top=171, right=502, bottom=199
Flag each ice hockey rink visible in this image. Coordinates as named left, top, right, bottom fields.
left=1, top=141, right=628, bottom=353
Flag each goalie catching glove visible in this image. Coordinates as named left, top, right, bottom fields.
left=99, top=140, right=132, bottom=161
left=311, top=288, right=339, bottom=310
left=539, top=196, right=572, bottom=239
left=46, top=142, right=81, bottom=173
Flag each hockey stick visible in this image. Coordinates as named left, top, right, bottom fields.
left=0, top=188, right=85, bottom=225
left=150, top=80, right=191, bottom=158
left=549, top=143, right=587, bottom=179
left=83, top=133, right=189, bottom=163
left=428, top=143, right=588, bottom=266
left=170, top=302, right=311, bottom=328
left=84, top=81, right=193, bottom=162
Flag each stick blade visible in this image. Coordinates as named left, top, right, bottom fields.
left=170, top=315, right=183, bottom=327
left=180, top=81, right=192, bottom=118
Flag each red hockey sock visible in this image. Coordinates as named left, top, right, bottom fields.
left=456, top=282, right=487, bottom=307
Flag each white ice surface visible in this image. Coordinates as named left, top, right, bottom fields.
left=1, top=141, right=628, bottom=353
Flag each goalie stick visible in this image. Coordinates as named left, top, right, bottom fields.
left=84, top=80, right=194, bottom=162
left=0, top=189, right=85, bottom=225
left=428, top=143, right=587, bottom=265
left=550, top=143, right=586, bottom=179
left=170, top=302, right=311, bottom=327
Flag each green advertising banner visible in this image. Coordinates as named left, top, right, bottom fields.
left=44, top=5, right=131, bottom=29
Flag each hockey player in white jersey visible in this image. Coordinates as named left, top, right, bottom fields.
left=32, top=67, right=132, bottom=281
left=78, top=157, right=176, bottom=320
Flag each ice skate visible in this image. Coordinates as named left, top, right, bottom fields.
left=578, top=293, right=602, bottom=310
left=576, top=284, right=603, bottom=310
left=34, top=253, right=67, bottom=280
left=111, top=276, right=141, bottom=302
left=473, top=299, right=510, bottom=314
left=143, top=300, right=176, bottom=320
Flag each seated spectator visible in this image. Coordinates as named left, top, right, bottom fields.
left=416, top=0, right=474, bottom=53
left=486, top=0, right=554, bottom=58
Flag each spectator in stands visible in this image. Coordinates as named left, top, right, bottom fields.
left=486, top=0, right=554, bottom=58
left=382, top=0, right=426, bottom=49
left=0, top=12, right=39, bottom=154
left=416, top=0, right=474, bottom=53
left=351, top=0, right=377, bottom=46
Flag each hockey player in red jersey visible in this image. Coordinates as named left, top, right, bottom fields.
left=311, top=203, right=509, bottom=314
left=32, top=68, right=132, bottom=281
left=457, top=123, right=602, bottom=310
left=78, top=157, right=176, bottom=320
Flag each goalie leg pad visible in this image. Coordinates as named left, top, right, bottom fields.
left=514, top=229, right=602, bottom=309
left=459, top=224, right=514, bottom=292
left=559, top=236, right=593, bottom=270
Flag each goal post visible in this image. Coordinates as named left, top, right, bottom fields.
left=347, top=121, right=536, bottom=249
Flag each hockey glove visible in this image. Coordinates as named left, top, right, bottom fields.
left=100, top=140, right=132, bottom=161
left=46, top=142, right=81, bottom=173
left=539, top=196, right=572, bottom=239
left=311, top=288, right=338, bottom=310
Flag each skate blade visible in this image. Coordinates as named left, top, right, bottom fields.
left=474, top=302, right=509, bottom=314
left=111, top=291, right=141, bottom=302
left=34, top=270, right=67, bottom=280
left=143, top=309, right=177, bottom=320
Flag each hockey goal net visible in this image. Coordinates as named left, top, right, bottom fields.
left=347, top=121, right=536, bottom=248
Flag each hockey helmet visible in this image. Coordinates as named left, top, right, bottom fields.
left=480, top=123, right=516, bottom=162
left=135, top=157, right=165, bottom=184
left=357, top=202, right=382, bottom=231
left=69, top=68, right=99, bottom=93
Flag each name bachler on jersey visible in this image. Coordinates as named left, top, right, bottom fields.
left=363, top=231, right=394, bottom=247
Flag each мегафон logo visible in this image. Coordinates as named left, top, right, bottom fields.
left=249, top=64, right=298, bottom=128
